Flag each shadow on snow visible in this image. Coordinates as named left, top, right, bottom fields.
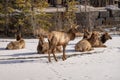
left=0, top=50, right=105, bottom=64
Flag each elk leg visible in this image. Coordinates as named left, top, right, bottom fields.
left=48, top=44, right=52, bottom=62
left=52, top=46, right=58, bottom=61
left=62, top=45, right=66, bottom=61
left=48, top=50, right=51, bottom=62
left=48, top=38, right=52, bottom=62
left=52, top=52, right=58, bottom=61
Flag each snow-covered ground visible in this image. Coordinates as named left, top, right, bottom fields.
left=0, top=35, right=120, bottom=80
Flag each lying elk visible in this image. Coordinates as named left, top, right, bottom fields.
left=48, top=25, right=79, bottom=62
left=6, top=34, right=25, bottom=50
left=37, top=34, right=62, bottom=54
left=88, top=31, right=112, bottom=47
left=75, top=29, right=93, bottom=52
left=75, top=30, right=112, bottom=52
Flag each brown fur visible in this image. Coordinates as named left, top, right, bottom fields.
left=88, top=31, right=112, bottom=47
left=75, top=30, right=93, bottom=52
left=88, top=31, right=101, bottom=47
left=48, top=25, right=79, bottom=62
left=6, top=39, right=25, bottom=50
left=75, top=39, right=93, bottom=52
left=37, top=34, right=62, bottom=54
left=6, top=34, right=25, bottom=50
left=83, top=29, right=92, bottom=39
left=75, top=31, right=112, bottom=52
left=100, top=32, right=112, bottom=44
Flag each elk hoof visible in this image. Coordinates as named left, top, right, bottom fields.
left=49, top=60, right=51, bottom=62
left=62, top=56, right=66, bottom=61
left=55, top=59, right=58, bottom=62
left=48, top=58, right=51, bottom=62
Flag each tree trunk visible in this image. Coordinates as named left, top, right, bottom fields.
left=4, top=0, right=9, bottom=36
left=30, top=0, right=36, bottom=36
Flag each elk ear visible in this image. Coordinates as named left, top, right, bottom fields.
left=75, top=25, right=79, bottom=29
left=84, top=29, right=88, bottom=33
left=75, top=25, right=79, bottom=31
left=39, top=34, right=44, bottom=39
left=105, top=32, right=108, bottom=35
left=70, top=25, right=73, bottom=28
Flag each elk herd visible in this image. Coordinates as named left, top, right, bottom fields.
left=5, top=25, right=112, bottom=62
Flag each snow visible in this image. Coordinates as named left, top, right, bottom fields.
left=105, top=5, right=120, bottom=10
left=75, top=5, right=107, bottom=12
left=0, top=35, right=120, bottom=80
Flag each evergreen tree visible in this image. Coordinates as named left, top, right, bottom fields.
left=63, top=0, right=78, bottom=30
left=0, top=0, right=52, bottom=37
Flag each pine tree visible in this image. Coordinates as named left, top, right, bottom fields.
left=0, top=0, right=52, bottom=37
left=63, top=0, right=78, bottom=30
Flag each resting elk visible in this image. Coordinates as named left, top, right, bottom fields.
left=6, top=34, right=25, bottom=50
left=37, top=34, right=62, bottom=54
left=75, top=30, right=112, bottom=52
left=88, top=31, right=112, bottom=47
left=75, top=29, right=93, bottom=52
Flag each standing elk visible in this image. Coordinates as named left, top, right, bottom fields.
left=48, top=25, right=79, bottom=62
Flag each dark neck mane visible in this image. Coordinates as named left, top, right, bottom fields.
left=67, top=29, right=73, bottom=33
left=16, top=36, right=21, bottom=41
left=100, top=34, right=107, bottom=43
left=67, top=28, right=76, bottom=40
